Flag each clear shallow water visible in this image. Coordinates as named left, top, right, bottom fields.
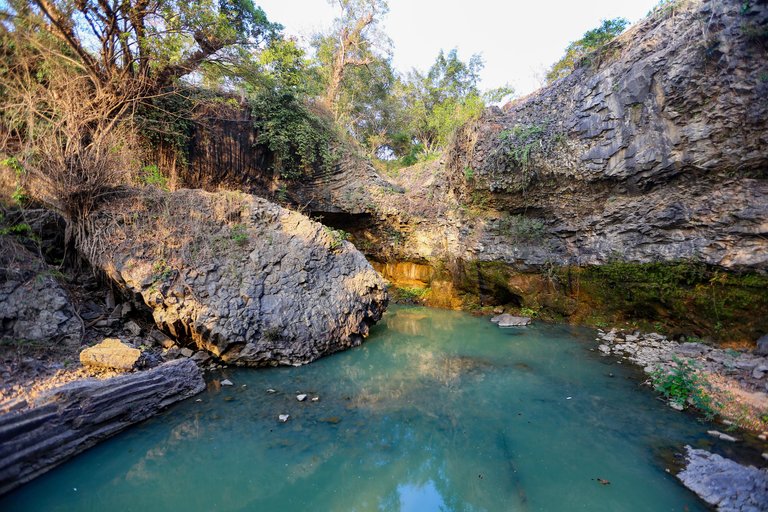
left=1, top=306, right=715, bottom=511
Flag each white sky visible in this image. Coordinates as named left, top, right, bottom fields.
left=256, top=0, right=660, bottom=96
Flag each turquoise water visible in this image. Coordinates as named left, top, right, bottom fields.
left=1, top=306, right=715, bottom=511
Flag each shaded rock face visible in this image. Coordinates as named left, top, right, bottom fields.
left=0, top=236, right=81, bottom=344
left=677, top=446, right=768, bottom=511
left=82, top=188, right=388, bottom=366
left=453, top=0, right=768, bottom=269
left=0, top=359, right=204, bottom=496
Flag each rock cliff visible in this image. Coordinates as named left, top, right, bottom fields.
left=80, top=188, right=388, bottom=366
left=286, top=0, right=768, bottom=341
left=447, top=0, right=768, bottom=269
left=329, top=0, right=768, bottom=271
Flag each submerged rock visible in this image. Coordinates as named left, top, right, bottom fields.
left=677, top=446, right=768, bottom=511
left=82, top=189, right=388, bottom=367
left=0, top=359, right=204, bottom=496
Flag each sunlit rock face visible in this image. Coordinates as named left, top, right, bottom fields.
left=84, top=188, right=388, bottom=366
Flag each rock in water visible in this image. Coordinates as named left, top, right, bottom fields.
left=80, top=338, right=142, bottom=371
left=677, top=446, right=768, bottom=511
left=83, top=189, right=388, bottom=367
left=0, top=359, right=204, bottom=496
left=493, top=314, right=532, bottom=327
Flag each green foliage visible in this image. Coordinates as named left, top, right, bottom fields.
left=397, top=49, right=487, bottom=155
left=262, top=326, right=282, bottom=341
left=323, top=226, right=351, bottom=250
left=140, top=165, right=169, bottom=190
left=648, top=0, right=683, bottom=18
left=0, top=222, right=32, bottom=237
left=490, top=123, right=552, bottom=191
left=546, top=18, right=629, bottom=83
left=463, top=166, right=475, bottom=181
left=651, top=358, right=713, bottom=414
left=250, top=88, right=338, bottom=180
left=276, top=184, right=288, bottom=203
left=2, top=157, right=29, bottom=204
left=150, top=259, right=173, bottom=283
left=392, top=285, right=428, bottom=303
left=579, top=261, right=768, bottom=341
left=495, top=214, right=547, bottom=242
left=230, top=224, right=248, bottom=245
left=520, top=306, right=539, bottom=318
left=136, top=90, right=196, bottom=163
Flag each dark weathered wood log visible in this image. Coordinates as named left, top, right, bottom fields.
left=0, top=359, right=205, bottom=496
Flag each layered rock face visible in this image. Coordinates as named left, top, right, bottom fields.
left=81, top=188, right=388, bottom=366
left=452, top=0, right=768, bottom=269
left=0, top=359, right=204, bottom=496
left=286, top=0, right=768, bottom=341
left=309, top=0, right=767, bottom=273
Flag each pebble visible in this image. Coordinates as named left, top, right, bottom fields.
left=296, top=394, right=307, bottom=401
left=221, top=379, right=233, bottom=386
left=180, top=348, right=194, bottom=358
left=311, top=396, right=320, bottom=402
left=278, top=414, right=290, bottom=422
left=266, top=388, right=276, bottom=394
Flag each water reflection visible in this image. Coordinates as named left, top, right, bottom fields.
left=1, top=306, right=712, bottom=512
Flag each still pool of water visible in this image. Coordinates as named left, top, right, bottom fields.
left=1, top=306, right=718, bottom=511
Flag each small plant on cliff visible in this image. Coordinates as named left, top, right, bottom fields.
left=262, top=327, right=282, bottom=341
left=546, top=18, right=629, bottom=83
left=230, top=224, right=249, bottom=246
left=496, top=214, right=547, bottom=242
left=323, top=226, right=350, bottom=250
left=650, top=358, right=714, bottom=415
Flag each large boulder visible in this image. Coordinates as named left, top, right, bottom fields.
left=0, top=359, right=204, bottom=496
left=81, top=188, right=388, bottom=366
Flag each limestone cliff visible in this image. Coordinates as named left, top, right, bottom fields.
left=81, top=188, right=388, bottom=366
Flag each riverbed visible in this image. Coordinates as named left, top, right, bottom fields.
left=1, top=306, right=725, bottom=511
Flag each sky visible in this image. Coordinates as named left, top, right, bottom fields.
left=256, top=0, right=661, bottom=97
